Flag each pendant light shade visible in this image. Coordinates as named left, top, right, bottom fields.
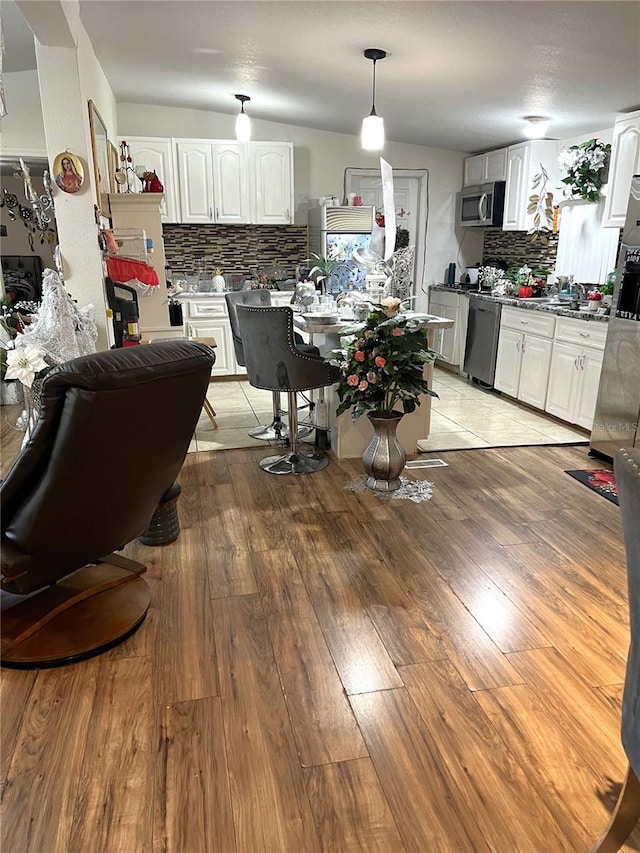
left=361, top=48, right=386, bottom=151
left=234, top=94, right=251, bottom=141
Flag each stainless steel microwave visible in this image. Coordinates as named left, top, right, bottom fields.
left=459, top=181, right=506, bottom=227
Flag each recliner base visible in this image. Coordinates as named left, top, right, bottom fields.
left=259, top=451, right=329, bottom=475
left=1, top=554, right=150, bottom=669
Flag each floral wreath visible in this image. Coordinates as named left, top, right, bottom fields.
left=557, top=138, right=611, bottom=203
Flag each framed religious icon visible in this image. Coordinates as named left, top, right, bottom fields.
left=88, top=99, right=110, bottom=209
left=52, top=151, right=84, bottom=194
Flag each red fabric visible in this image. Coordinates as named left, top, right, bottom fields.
left=106, top=257, right=159, bottom=286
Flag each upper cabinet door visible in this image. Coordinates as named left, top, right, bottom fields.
left=462, top=148, right=507, bottom=187
left=212, top=142, right=250, bottom=223
left=504, top=140, right=558, bottom=232
left=251, top=143, right=294, bottom=224
left=463, top=154, right=485, bottom=187
left=126, top=136, right=178, bottom=223
left=503, top=144, right=530, bottom=230
left=484, top=148, right=508, bottom=182
left=176, top=141, right=215, bottom=223
left=603, top=111, right=640, bottom=228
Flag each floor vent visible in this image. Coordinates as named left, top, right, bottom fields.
left=405, top=459, right=448, bottom=469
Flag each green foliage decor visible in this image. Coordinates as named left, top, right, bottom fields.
left=558, top=138, right=612, bottom=203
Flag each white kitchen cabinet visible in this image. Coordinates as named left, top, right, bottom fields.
left=174, top=138, right=293, bottom=225
left=495, top=307, right=556, bottom=408
left=176, top=141, right=215, bottom=223
left=212, top=141, right=250, bottom=223
left=125, top=136, right=179, bottom=223
left=545, top=317, right=608, bottom=429
left=427, top=289, right=468, bottom=368
left=494, top=327, right=522, bottom=397
left=182, top=296, right=236, bottom=376
left=251, top=143, right=294, bottom=224
left=603, top=110, right=640, bottom=228
left=503, top=140, right=559, bottom=231
left=463, top=148, right=508, bottom=187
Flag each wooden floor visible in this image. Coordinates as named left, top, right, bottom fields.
left=1, top=422, right=639, bottom=851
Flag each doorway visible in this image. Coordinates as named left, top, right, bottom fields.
left=345, top=168, right=428, bottom=296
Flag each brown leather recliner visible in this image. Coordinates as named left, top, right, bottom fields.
left=1, top=340, right=214, bottom=668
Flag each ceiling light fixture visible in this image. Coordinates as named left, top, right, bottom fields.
left=522, top=116, right=550, bottom=139
left=234, top=94, right=251, bottom=142
left=361, top=48, right=387, bottom=151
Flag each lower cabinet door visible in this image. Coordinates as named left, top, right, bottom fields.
left=517, top=333, right=552, bottom=409
left=494, top=328, right=522, bottom=396
left=433, top=303, right=458, bottom=364
left=186, top=320, right=234, bottom=376
left=574, top=347, right=604, bottom=430
left=545, top=341, right=580, bottom=422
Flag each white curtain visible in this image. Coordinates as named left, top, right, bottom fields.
left=554, top=198, right=620, bottom=284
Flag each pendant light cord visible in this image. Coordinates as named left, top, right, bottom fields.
left=370, top=59, right=378, bottom=116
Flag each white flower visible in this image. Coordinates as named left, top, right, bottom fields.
left=5, top=343, right=48, bottom=387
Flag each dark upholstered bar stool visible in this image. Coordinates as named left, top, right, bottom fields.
left=236, top=305, right=341, bottom=474
left=226, top=290, right=316, bottom=441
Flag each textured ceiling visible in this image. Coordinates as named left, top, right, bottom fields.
left=5, top=1, right=640, bottom=153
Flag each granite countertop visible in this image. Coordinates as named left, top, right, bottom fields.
left=430, top=285, right=610, bottom=323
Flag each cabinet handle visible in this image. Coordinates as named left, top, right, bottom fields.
left=516, top=339, right=521, bottom=352
left=579, top=331, right=589, bottom=337
left=286, top=209, right=290, bottom=222
left=216, top=207, right=219, bottom=220
left=574, top=355, right=579, bottom=369
left=478, top=193, right=488, bottom=221
left=521, top=337, right=526, bottom=353
left=580, top=354, right=585, bottom=370
left=520, top=320, right=529, bottom=325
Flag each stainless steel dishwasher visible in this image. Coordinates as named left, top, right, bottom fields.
left=463, top=296, right=502, bottom=387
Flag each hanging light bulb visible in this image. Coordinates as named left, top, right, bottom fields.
left=522, top=116, right=550, bottom=139
left=234, top=94, right=251, bottom=141
left=361, top=48, right=387, bottom=151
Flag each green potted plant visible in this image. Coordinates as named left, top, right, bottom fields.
left=334, top=297, right=438, bottom=491
left=306, top=253, right=339, bottom=293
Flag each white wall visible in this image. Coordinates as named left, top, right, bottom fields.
left=118, top=102, right=477, bottom=301
left=0, top=70, right=46, bottom=155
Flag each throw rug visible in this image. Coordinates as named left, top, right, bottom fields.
left=345, top=476, right=434, bottom=503
left=565, top=469, right=619, bottom=506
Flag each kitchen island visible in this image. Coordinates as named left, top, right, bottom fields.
left=293, top=312, right=453, bottom=459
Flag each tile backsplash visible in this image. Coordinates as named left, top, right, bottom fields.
left=482, top=229, right=558, bottom=271
left=162, top=224, right=308, bottom=276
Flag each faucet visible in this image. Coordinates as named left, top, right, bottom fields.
left=570, top=282, right=587, bottom=302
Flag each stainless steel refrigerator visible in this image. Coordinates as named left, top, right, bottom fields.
left=590, top=175, right=640, bottom=461
left=307, top=206, right=374, bottom=294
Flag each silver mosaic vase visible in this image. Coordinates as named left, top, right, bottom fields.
left=362, top=412, right=405, bottom=492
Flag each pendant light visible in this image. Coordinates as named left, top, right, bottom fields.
left=361, top=48, right=387, bottom=151
left=234, top=94, right=251, bottom=141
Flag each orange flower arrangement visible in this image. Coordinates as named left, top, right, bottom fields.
left=335, top=298, right=438, bottom=421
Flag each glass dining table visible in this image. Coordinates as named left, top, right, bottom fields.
left=293, top=311, right=454, bottom=459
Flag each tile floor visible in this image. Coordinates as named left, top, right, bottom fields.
left=190, top=367, right=589, bottom=454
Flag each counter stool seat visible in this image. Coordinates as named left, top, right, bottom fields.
left=236, top=304, right=340, bottom=475
left=226, top=290, right=312, bottom=442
